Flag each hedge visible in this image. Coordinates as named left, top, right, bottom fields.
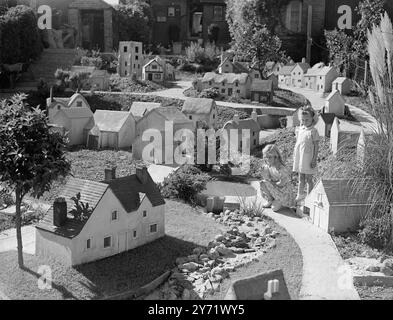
left=0, top=5, right=42, bottom=64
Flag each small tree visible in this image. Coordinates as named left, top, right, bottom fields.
left=0, top=94, right=71, bottom=268
left=68, top=71, right=90, bottom=92
left=70, top=192, right=93, bottom=221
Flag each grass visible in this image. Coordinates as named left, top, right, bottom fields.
left=344, top=94, right=373, bottom=116
left=0, top=200, right=226, bottom=300
left=202, top=181, right=256, bottom=197
left=109, top=75, right=167, bottom=93
left=206, top=222, right=303, bottom=300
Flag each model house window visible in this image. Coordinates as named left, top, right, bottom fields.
left=135, top=46, right=139, bottom=53
left=189, top=115, right=192, bottom=120
left=221, top=88, right=225, bottom=93
left=104, top=236, right=111, bottom=248
left=86, top=238, right=91, bottom=249
left=213, top=5, right=224, bottom=20
left=150, top=224, right=157, bottom=233
left=77, top=101, right=82, bottom=107
left=255, top=74, right=259, bottom=78
left=135, top=55, right=139, bottom=60
left=235, top=82, right=238, bottom=87
left=154, top=74, right=161, bottom=79
left=213, top=114, right=215, bottom=119
left=111, top=210, right=118, bottom=221
left=125, top=70, right=128, bottom=76
left=134, top=64, right=136, bottom=68
left=125, top=61, right=127, bottom=67
left=168, top=6, right=175, bottom=17
left=143, top=210, right=147, bottom=217
left=123, top=46, right=128, bottom=52
left=237, top=90, right=240, bottom=93
left=133, top=230, right=137, bottom=238
left=254, top=139, right=257, bottom=145
left=152, top=64, right=157, bottom=70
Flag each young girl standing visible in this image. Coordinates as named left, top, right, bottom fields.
left=293, top=106, right=320, bottom=202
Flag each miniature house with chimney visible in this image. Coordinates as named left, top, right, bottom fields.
left=35, top=166, right=165, bottom=266
left=290, top=59, right=310, bottom=88
left=304, top=63, right=338, bottom=93
left=250, top=80, right=274, bottom=103
left=332, top=77, right=352, bottom=95
left=201, top=72, right=251, bottom=99
left=47, top=91, right=91, bottom=123
left=278, top=64, right=295, bottom=86
left=304, top=179, right=369, bottom=233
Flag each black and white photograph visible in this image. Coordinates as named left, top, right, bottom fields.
left=1, top=0, right=393, bottom=305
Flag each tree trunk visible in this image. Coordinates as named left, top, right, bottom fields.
left=15, top=188, right=24, bottom=268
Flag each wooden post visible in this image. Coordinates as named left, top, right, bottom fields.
left=364, top=60, right=368, bottom=85
left=306, top=5, right=313, bottom=64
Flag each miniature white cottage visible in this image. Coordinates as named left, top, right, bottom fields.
left=290, top=60, right=310, bottom=88
left=332, top=77, right=352, bottom=95
left=304, top=179, right=369, bottom=233
left=130, top=102, right=162, bottom=121
left=47, top=92, right=91, bottom=123
left=181, top=98, right=217, bottom=128
left=304, top=64, right=338, bottom=93
left=315, top=113, right=335, bottom=138
left=201, top=72, right=251, bottom=99
left=35, top=166, right=165, bottom=266
left=330, top=117, right=361, bottom=156
left=278, top=65, right=295, bottom=86
left=325, top=90, right=346, bottom=117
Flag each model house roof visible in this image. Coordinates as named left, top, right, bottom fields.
left=36, top=170, right=165, bottom=239
left=130, top=102, right=162, bottom=119
left=294, top=62, right=311, bottom=73
left=305, top=66, right=335, bottom=76
left=278, top=65, right=295, bottom=76
left=333, top=77, right=350, bottom=84
left=319, top=113, right=336, bottom=125
left=232, top=62, right=250, bottom=74
left=93, top=110, right=132, bottom=132
left=182, top=98, right=215, bottom=115
left=224, top=117, right=260, bottom=132
left=251, top=79, right=273, bottom=92
left=320, top=179, right=369, bottom=206
left=49, top=93, right=90, bottom=109
left=143, top=56, right=165, bottom=70
left=56, top=107, right=94, bottom=119
left=326, top=90, right=345, bottom=101
left=202, top=72, right=249, bottom=85
left=155, top=106, right=192, bottom=123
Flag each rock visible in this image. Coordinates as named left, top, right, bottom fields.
left=225, top=209, right=231, bottom=215
left=227, top=227, right=239, bottom=235
left=230, top=247, right=245, bottom=254
left=215, top=245, right=234, bottom=257
left=246, top=222, right=254, bottom=227
left=171, top=272, right=186, bottom=280
left=187, top=254, right=199, bottom=262
left=224, top=265, right=236, bottom=272
left=205, top=260, right=216, bottom=268
left=244, top=248, right=256, bottom=253
left=180, top=262, right=200, bottom=272
left=199, top=267, right=210, bottom=273
left=208, top=240, right=220, bottom=248
left=207, top=212, right=214, bottom=218
left=193, top=247, right=205, bottom=256
left=208, top=248, right=220, bottom=260
left=182, top=288, right=191, bottom=300
left=212, top=266, right=229, bottom=278
left=381, top=260, right=393, bottom=276
left=366, top=265, right=380, bottom=272
left=176, top=257, right=188, bottom=265
left=382, top=258, right=393, bottom=269
left=199, top=253, right=209, bottom=260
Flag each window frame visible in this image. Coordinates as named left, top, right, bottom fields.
left=103, top=236, right=112, bottom=248
left=149, top=224, right=158, bottom=234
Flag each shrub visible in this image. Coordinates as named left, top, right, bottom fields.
left=160, top=165, right=211, bottom=203
left=359, top=214, right=392, bottom=249
left=0, top=5, right=42, bottom=64
left=200, top=87, right=220, bottom=99
left=81, top=56, right=103, bottom=69
left=185, top=42, right=220, bottom=67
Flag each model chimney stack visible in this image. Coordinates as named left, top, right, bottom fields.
left=251, top=109, right=258, bottom=121
left=53, top=197, right=67, bottom=227
left=136, top=166, right=149, bottom=184
left=104, top=166, right=116, bottom=182
left=233, top=114, right=240, bottom=123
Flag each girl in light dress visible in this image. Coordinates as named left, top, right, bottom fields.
left=293, top=106, right=320, bottom=202
left=259, top=144, right=295, bottom=212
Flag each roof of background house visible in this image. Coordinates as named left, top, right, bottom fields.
left=93, top=110, right=132, bottom=132
left=294, top=62, right=311, bottom=73
left=155, top=106, right=192, bottom=123
left=318, top=113, right=336, bottom=125
left=278, top=65, right=296, bottom=75
left=251, top=79, right=273, bottom=92
left=202, top=72, right=249, bottom=84
left=130, top=102, right=162, bottom=119
left=305, top=66, right=336, bottom=76
left=182, top=98, right=215, bottom=115
left=55, top=107, right=94, bottom=119
left=333, top=77, right=351, bottom=84
left=36, top=172, right=165, bottom=239
left=320, top=179, right=369, bottom=206
left=232, top=62, right=250, bottom=74
left=224, top=117, right=261, bottom=132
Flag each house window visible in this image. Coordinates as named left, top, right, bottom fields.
left=143, top=210, right=147, bottom=217
left=104, top=236, right=111, bottom=248
left=253, top=132, right=255, bottom=137
left=111, top=210, right=118, bottom=221
left=77, top=101, right=82, bottom=107
left=168, top=6, right=175, bottom=17
left=209, top=81, right=212, bottom=86
left=154, top=74, right=161, bottom=79
left=235, top=82, right=238, bottom=87
left=133, top=230, right=137, bottom=238
left=255, top=74, right=259, bottom=78
left=135, top=46, right=139, bottom=53
left=152, top=64, right=157, bottom=70
left=134, top=64, right=136, bottom=68
left=150, top=224, right=158, bottom=233
left=86, top=238, right=91, bottom=249
left=125, top=61, right=128, bottom=66
left=135, top=55, right=139, bottom=60
left=123, top=46, right=128, bottom=52
left=189, top=115, right=192, bottom=120
left=221, top=88, right=225, bottom=93
left=213, top=5, right=224, bottom=20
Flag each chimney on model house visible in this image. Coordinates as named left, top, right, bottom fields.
left=53, top=197, right=67, bottom=227
left=136, top=166, right=149, bottom=185
left=233, top=114, right=240, bottom=123
left=301, top=57, right=306, bottom=63
left=251, top=109, right=258, bottom=121
left=104, top=166, right=117, bottom=182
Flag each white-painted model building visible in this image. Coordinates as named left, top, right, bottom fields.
left=332, top=77, right=352, bottom=95
left=118, top=41, right=143, bottom=79
left=325, top=90, right=346, bottom=117
left=304, top=64, right=338, bottom=93
left=35, top=166, right=165, bottom=266
left=47, top=92, right=91, bottom=123
left=181, top=98, right=217, bottom=129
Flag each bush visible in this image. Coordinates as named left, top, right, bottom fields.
left=359, top=214, right=392, bottom=249
left=199, top=87, right=220, bottom=99
left=81, top=56, right=103, bottom=69
left=0, top=5, right=42, bottom=64
left=159, top=165, right=211, bottom=203
left=185, top=42, right=220, bottom=68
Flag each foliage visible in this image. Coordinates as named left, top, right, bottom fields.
left=359, top=213, right=392, bottom=249
left=0, top=5, right=42, bottom=64
left=0, top=94, right=71, bottom=266
left=81, top=55, right=103, bottom=69
left=68, top=71, right=91, bottom=92
left=208, top=24, right=220, bottom=43
left=185, top=42, right=220, bottom=67
left=159, top=165, right=211, bottom=203
left=199, top=87, right=220, bottom=99
left=109, top=74, right=165, bottom=92
left=226, top=0, right=287, bottom=78
left=117, top=1, right=153, bottom=46
left=70, top=192, right=93, bottom=222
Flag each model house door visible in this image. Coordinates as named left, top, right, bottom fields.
left=228, top=88, right=233, bottom=96
left=118, top=232, right=127, bottom=253
left=148, top=73, right=153, bottom=81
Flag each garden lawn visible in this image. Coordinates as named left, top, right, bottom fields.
left=0, top=200, right=226, bottom=300
left=206, top=222, right=303, bottom=300
left=202, top=181, right=256, bottom=197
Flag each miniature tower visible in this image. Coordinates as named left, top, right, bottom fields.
left=118, top=41, right=143, bottom=79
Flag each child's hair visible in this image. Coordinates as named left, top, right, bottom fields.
left=262, top=144, right=285, bottom=167
left=298, top=105, right=318, bottom=125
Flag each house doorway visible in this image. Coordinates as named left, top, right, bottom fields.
left=148, top=73, right=153, bottom=81
left=118, top=232, right=127, bottom=253
left=228, top=88, right=233, bottom=96
left=81, top=10, right=105, bottom=51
